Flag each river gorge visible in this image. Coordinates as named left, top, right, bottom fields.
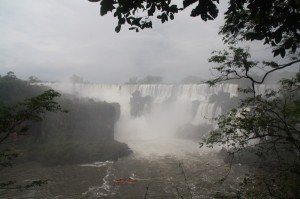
left=1, top=83, right=273, bottom=198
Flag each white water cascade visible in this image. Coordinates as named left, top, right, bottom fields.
left=44, top=83, right=241, bottom=156
left=44, top=83, right=239, bottom=122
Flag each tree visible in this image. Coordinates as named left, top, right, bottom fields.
left=0, top=89, right=65, bottom=145
left=0, top=74, right=66, bottom=190
left=28, top=76, right=42, bottom=83
left=203, top=20, right=300, bottom=197
left=4, top=71, right=16, bottom=80
left=204, top=1, right=299, bottom=196
left=0, top=73, right=45, bottom=105
left=207, top=46, right=300, bottom=96
left=203, top=72, right=300, bottom=198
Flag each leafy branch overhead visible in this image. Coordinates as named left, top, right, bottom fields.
left=88, top=0, right=219, bottom=32
left=89, top=0, right=300, bottom=58
left=220, top=0, right=300, bottom=58
left=207, top=46, right=300, bottom=96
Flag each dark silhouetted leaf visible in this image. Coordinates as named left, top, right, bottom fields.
left=183, top=0, right=198, bottom=8
left=100, top=0, right=115, bottom=16
left=120, top=18, right=125, bottom=24
left=148, top=4, right=156, bottom=16
left=115, top=25, right=121, bottom=33
left=170, top=13, right=174, bottom=20
left=275, top=33, right=282, bottom=44
left=280, top=48, right=286, bottom=58
left=292, top=43, right=297, bottom=53
left=284, top=38, right=294, bottom=49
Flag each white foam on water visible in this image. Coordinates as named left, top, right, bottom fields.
left=82, top=161, right=117, bottom=197
left=80, top=160, right=114, bottom=168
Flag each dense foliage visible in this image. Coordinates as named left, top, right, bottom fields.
left=88, top=0, right=300, bottom=58
left=88, top=0, right=219, bottom=32
left=220, top=0, right=300, bottom=58
left=0, top=72, right=65, bottom=190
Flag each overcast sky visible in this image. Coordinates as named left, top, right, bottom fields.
left=0, top=0, right=277, bottom=83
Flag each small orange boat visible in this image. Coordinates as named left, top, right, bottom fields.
left=114, top=178, right=137, bottom=185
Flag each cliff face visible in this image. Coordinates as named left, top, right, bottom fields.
left=43, top=98, right=120, bottom=141
left=0, top=76, right=131, bottom=166
left=23, top=97, right=131, bottom=166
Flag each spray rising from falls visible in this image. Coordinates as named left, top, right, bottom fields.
left=45, top=83, right=239, bottom=122
left=43, top=82, right=257, bottom=156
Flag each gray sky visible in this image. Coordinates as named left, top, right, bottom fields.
left=0, top=0, right=275, bottom=83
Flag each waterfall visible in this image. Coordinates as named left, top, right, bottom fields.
left=43, top=82, right=235, bottom=133
left=44, top=82, right=239, bottom=123
left=42, top=82, right=278, bottom=127
left=41, top=82, right=278, bottom=155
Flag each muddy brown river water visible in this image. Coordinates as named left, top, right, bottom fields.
left=0, top=150, right=249, bottom=199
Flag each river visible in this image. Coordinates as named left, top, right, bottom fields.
left=0, top=137, right=249, bottom=199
